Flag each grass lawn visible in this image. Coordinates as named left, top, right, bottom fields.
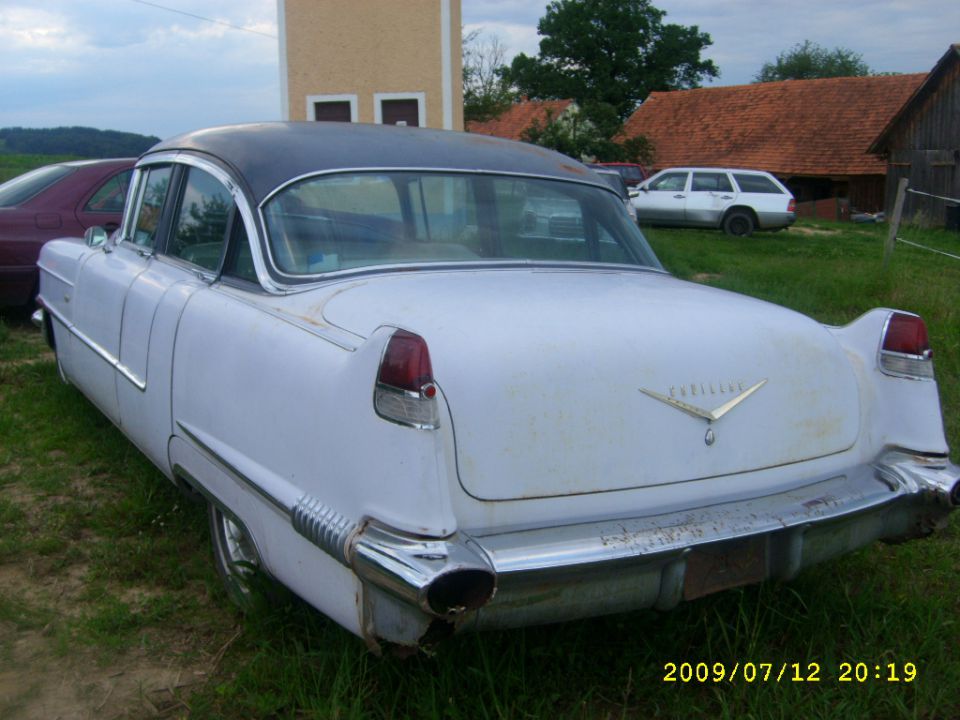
left=0, top=219, right=958, bottom=718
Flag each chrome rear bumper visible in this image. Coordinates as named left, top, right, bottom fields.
left=351, top=450, right=958, bottom=643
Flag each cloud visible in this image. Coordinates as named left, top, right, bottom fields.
left=2, top=0, right=957, bottom=137
left=0, top=0, right=280, bottom=137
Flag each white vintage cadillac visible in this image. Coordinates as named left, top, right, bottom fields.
left=35, top=123, right=958, bottom=652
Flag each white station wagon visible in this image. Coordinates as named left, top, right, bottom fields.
left=631, top=167, right=796, bottom=235
left=34, top=123, right=957, bottom=652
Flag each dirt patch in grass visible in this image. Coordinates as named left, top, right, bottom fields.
left=787, top=226, right=841, bottom=236
left=0, top=629, right=211, bottom=719
left=0, top=554, right=220, bottom=719
left=0, top=453, right=232, bottom=717
left=691, top=272, right=722, bottom=283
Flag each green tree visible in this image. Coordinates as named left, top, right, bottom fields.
left=522, top=103, right=654, bottom=164
left=505, top=0, right=718, bottom=121
left=754, top=40, right=872, bottom=82
left=462, top=30, right=516, bottom=123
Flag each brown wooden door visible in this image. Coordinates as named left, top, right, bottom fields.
left=381, top=99, right=419, bottom=127
left=313, top=101, right=352, bottom=122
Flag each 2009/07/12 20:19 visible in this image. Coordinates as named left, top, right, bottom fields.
left=662, top=661, right=918, bottom=683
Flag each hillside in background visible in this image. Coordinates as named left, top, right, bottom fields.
left=0, top=126, right=160, bottom=158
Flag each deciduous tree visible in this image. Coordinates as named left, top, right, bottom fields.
left=755, top=40, right=872, bottom=82
left=505, top=0, right=718, bottom=121
left=463, top=30, right=516, bottom=123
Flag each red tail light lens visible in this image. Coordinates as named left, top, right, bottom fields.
left=787, top=198, right=796, bottom=213
left=375, top=330, right=440, bottom=428
left=879, top=312, right=934, bottom=379
left=882, top=313, right=931, bottom=357
left=378, top=330, right=434, bottom=393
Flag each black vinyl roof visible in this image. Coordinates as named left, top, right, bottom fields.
left=147, top=122, right=603, bottom=205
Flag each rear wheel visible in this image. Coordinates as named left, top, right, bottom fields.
left=723, top=210, right=755, bottom=237
left=209, top=503, right=262, bottom=609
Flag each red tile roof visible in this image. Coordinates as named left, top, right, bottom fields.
left=466, top=99, right=574, bottom=141
left=622, top=74, right=926, bottom=177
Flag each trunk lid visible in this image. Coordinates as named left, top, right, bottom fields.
left=305, top=269, right=861, bottom=501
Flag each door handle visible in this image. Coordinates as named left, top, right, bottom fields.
left=720, top=195, right=733, bottom=200
left=673, top=194, right=686, bottom=199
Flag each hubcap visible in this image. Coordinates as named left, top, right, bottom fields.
left=220, top=512, right=257, bottom=568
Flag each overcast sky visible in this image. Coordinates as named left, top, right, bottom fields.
left=1, top=0, right=957, bottom=140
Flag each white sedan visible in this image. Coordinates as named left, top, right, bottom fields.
left=35, top=123, right=957, bottom=652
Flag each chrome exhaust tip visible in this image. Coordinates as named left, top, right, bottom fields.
left=426, top=568, right=496, bottom=616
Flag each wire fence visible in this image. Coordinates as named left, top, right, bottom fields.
left=894, top=188, right=960, bottom=260
left=906, top=187, right=960, bottom=205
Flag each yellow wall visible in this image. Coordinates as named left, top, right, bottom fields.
left=281, top=0, right=462, bottom=131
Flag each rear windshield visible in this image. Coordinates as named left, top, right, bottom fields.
left=733, top=173, right=783, bottom=194
left=262, top=172, right=661, bottom=278
left=0, top=165, right=75, bottom=207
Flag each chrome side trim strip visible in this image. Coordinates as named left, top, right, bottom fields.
left=216, top=285, right=362, bottom=352
left=36, top=261, right=75, bottom=287
left=174, top=420, right=290, bottom=514
left=171, top=462, right=269, bottom=569
left=42, top=301, right=147, bottom=391
left=174, top=419, right=496, bottom=615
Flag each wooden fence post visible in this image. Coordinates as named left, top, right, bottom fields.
left=883, top=178, right=909, bottom=268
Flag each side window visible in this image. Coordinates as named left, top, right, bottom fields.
left=131, top=166, right=172, bottom=248
left=733, top=174, right=784, bottom=194
left=691, top=172, right=733, bottom=192
left=169, top=167, right=233, bottom=272
left=223, top=221, right=259, bottom=283
left=648, top=172, right=688, bottom=192
left=84, top=170, right=133, bottom=213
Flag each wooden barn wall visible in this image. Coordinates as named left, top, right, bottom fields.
left=850, top=176, right=885, bottom=213
left=882, top=58, right=960, bottom=224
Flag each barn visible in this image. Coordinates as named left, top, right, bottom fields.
left=622, top=75, right=925, bottom=216
left=869, top=45, right=960, bottom=227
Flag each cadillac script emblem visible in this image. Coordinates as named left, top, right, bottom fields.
left=639, top=379, right=767, bottom=425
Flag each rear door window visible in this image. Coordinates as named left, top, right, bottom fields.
left=84, top=170, right=133, bottom=213
left=691, top=172, right=734, bottom=192
left=168, top=167, right=234, bottom=272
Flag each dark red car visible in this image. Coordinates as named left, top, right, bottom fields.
left=0, top=158, right=135, bottom=306
left=593, top=162, right=649, bottom=188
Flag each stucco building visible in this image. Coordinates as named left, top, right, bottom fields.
left=278, top=0, right=463, bottom=131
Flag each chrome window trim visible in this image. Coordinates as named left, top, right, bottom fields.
left=257, top=167, right=658, bottom=285
left=137, top=151, right=284, bottom=295
left=264, top=260, right=670, bottom=287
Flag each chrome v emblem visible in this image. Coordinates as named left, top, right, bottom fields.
left=639, top=379, right=767, bottom=423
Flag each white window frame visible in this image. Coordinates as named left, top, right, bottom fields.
left=306, top=94, right=358, bottom=123
left=374, top=92, right=426, bottom=126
